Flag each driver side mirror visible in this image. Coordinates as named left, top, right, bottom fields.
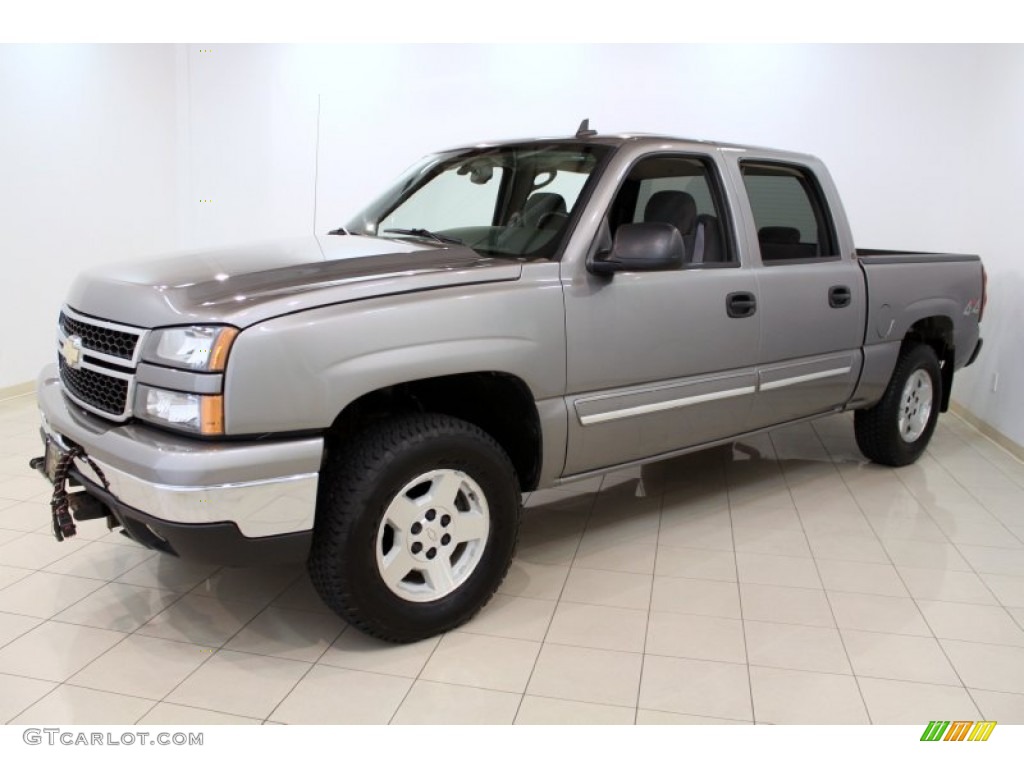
left=588, top=222, right=685, bottom=276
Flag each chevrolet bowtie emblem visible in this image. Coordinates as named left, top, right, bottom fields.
left=61, top=335, right=83, bottom=369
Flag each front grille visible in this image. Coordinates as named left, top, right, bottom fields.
left=59, top=311, right=139, bottom=360
left=56, top=307, right=145, bottom=421
left=58, top=356, right=129, bottom=416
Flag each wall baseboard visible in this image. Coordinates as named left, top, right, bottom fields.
left=0, top=381, right=33, bottom=402
left=950, top=402, right=1024, bottom=464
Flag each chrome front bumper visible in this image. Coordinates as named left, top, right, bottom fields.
left=36, top=364, right=323, bottom=539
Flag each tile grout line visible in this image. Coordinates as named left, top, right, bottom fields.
left=107, top=564, right=230, bottom=726
left=905, top=427, right=1024, bottom=587
left=384, top=492, right=597, bottom=724
left=812, top=419, right=1022, bottom=719
left=18, top=678, right=269, bottom=725
left=132, top=570, right=306, bottom=725
left=0, top=566, right=36, bottom=608
left=722, top=444, right=757, bottom=726
left=634, top=476, right=666, bottom=725
left=1, top=406, right=372, bottom=724
left=947, top=411, right=1024, bottom=481
left=928, top=427, right=1024, bottom=495
left=0, top=613, right=46, bottom=655
left=919, top=441, right=1024, bottom=549
left=925, top=445, right=1024, bottom=559
left=1, top=533, right=183, bottom=723
left=888, top=442, right=1020, bottom=720
left=814, top=423, right=953, bottom=670
left=4, top=402, right=1023, bottom=723
left=261, top=611, right=349, bottom=725
left=797, top=422, right=875, bottom=724
left=4, top=627, right=138, bottom=723
left=504, top=486, right=600, bottom=726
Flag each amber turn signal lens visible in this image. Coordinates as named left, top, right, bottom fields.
left=200, top=395, right=224, bottom=435
left=208, top=328, right=239, bottom=372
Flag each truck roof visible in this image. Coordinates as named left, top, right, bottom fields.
left=442, top=132, right=821, bottom=162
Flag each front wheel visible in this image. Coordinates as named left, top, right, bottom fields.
left=308, top=413, right=521, bottom=642
left=854, top=343, right=942, bottom=467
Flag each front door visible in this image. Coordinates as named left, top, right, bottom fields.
left=561, top=152, right=761, bottom=476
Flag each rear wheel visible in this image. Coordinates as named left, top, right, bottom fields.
left=308, top=413, right=520, bottom=642
left=854, top=343, right=942, bottom=467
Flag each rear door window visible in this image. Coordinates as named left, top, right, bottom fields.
left=740, top=162, right=838, bottom=263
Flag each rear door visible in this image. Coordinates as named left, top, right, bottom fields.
left=729, top=157, right=866, bottom=428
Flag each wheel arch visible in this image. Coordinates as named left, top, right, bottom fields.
left=903, top=315, right=955, bottom=412
left=325, top=371, right=543, bottom=492
left=854, top=342, right=943, bottom=467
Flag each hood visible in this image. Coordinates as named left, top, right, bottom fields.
left=66, top=235, right=522, bottom=329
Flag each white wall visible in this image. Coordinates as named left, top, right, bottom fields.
left=176, top=45, right=319, bottom=249
left=4, top=44, right=1020, bottom=448
left=179, top=44, right=989, bottom=251
left=230, top=45, right=982, bottom=255
left=0, top=45, right=178, bottom=390
left=945, top=46, right=1024, bottom=447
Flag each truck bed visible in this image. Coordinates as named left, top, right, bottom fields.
left=857, top=250, right=984, bottom=371
left=856, top=249, right=981, bottom=263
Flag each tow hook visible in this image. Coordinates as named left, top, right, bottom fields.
left=47, top=446, right=112, bottom=542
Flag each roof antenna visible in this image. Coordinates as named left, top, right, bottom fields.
left=576, top=118, right=597, bottom=138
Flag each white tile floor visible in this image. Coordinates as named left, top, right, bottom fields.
left=2, top=392, right=1024, bottom=725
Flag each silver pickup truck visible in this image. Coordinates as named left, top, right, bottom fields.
left=32, top=127, right=986, bottom=641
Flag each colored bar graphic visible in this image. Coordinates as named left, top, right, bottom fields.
left=968, top=722, right=997, bottom=742
left=921, top=721, right=950, bottom=741
left=944, top=721, right=974, bottom=741
left=920, top=720, right=997, bottom=742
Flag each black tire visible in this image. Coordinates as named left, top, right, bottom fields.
left=854, top=344, right=942, bottom=467
left=308, top=413, right=520, bottom=643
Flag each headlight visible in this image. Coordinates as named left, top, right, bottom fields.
left=143, top=326, right=238, bottom=371
left=134, top=385, right=224, bottom=435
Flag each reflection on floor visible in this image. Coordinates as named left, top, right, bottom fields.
left=1, top=392, right=1024, bottom=725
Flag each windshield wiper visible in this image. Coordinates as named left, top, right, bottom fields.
left=382, top=228, right=464, bottom=246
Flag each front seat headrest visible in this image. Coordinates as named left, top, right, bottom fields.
left=644, top=190, right=698, bottom=235
left=522, top=193, right=567, bottom=228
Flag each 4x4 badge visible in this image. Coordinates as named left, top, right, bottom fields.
left=61, top=335, right=83, bottom=369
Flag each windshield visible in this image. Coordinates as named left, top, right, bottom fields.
left=345, top=143, right=610, bottom=259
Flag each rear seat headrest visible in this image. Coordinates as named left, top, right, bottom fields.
left=758, top=226, right=801, bottom=244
